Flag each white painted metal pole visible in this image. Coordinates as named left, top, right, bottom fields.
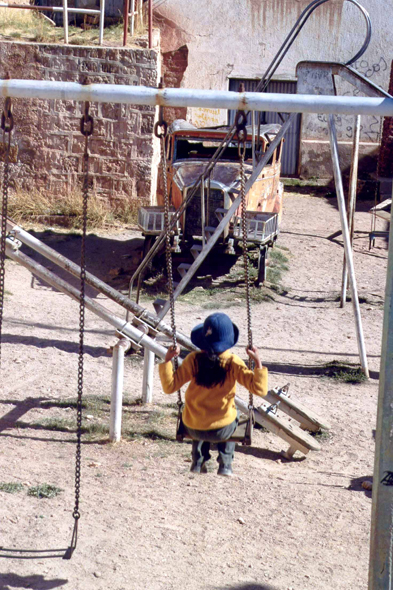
left=63, top=0, right=68, bottom=44
left=368, top=184, right=393, bottom=590
left=328, top=115, right=369, bottom=377
left=0, top=81, right=392, bottom=117
left=5, top=241, right=169, bottom=360
left=110, top=338, right=131, bottom=442
left=142, top=348, right=155, bottom=403
left=99, top=0, right=105, bottom=46
left=340, top=114, right=361, bottom=307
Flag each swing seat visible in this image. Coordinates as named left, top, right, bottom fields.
left=176, top=413, right=253, bottom=446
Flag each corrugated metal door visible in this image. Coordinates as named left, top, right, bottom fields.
left=228, top=79, right=301, bottom=177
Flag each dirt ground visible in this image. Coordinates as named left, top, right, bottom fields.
left=0, top=190, right=388, bottom=590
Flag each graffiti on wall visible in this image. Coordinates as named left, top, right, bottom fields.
left=191, top=108, right=224, bottom=128
left=306, top=113, right=382, bottom=142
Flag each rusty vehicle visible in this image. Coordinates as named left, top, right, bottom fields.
left=138, top=119, right=284, bottom=285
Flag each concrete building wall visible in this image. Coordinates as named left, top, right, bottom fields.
left=0, top=41, right=160, bottom=206
left=154, top=0, right=392, bottom=178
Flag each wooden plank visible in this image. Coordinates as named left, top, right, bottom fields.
left=265, top=386, right=331, bottom=432
left=235, top=396, right=321, bottom=456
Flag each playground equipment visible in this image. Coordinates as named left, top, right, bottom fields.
left=1, top=2, right=392, bottom=582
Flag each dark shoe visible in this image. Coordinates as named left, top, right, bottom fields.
left=217, top=465, right=233, bottom=477
left=190, top=462, right=208, bottom=474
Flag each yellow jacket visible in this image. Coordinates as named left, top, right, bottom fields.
left=159, top=350, right=268, bottom=431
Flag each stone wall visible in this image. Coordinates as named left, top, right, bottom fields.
left=0, top=41, right=159, bottom=207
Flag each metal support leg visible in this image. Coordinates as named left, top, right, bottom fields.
left=257, top=245, right=267, bottom=286
left=110, top=338, right=131, bottom=442
left=328, top=115, right=369, bottom=378
left=368, top=185, right=393, bottom=590
left=142, top=347, right=155, bottom=403
left=340, top=114, right=361, bottom=307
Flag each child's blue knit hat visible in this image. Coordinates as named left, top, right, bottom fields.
left=191, top=312, right=239, bottom=354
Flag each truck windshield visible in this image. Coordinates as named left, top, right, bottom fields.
left=173, top=138, right=254, bottom=162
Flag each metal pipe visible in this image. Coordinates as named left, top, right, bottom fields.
left=5, top=240, right=169, bottom=360
left=123, top=0, right=129, bottom=46
left=110, top=338, right=131, bottom=442
left=142, top=348, right=155, bottom=403
left=368, top=185, right=393, bottom=590
left=5, top=219, right=196, bottom=351
left=62, top=0, right=68, bottom=44
left=340, top=114, right=361, bottom=307
left=98, top=0, right=105, bottom=46
left=327, top=115, right=369, bottom=377
left=130, top=0, right=135, bottom=36
left=148, top=0, right=152, bottom=48
left=0, top=81, right=392, bottom=117
left=0, top=4, right=101, bottom=13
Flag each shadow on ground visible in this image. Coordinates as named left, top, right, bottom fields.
left=349, top=475, right=373, bottom=499
left=1, top=573, right=67, bottom=588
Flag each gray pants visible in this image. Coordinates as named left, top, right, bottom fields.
left=185, top=416, right=239, bottom=469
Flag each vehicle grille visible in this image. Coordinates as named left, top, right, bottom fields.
left=184, top=188, right=224, bottom=238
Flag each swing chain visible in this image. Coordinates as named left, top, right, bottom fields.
left=0, top=97, right=13, bottom=372
left=236, top=105, right=254, bottom=413
left=65, top=102, right=93, bottom=559
left=154, top=80, right=168, bottom=139
left=159, top=109, right=181, bottom=409
left=80, top=101, right=94, bottom=138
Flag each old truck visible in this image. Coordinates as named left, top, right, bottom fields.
left=137, top=119, right=284, bottom=286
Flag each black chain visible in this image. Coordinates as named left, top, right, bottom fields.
left=0, top=98, right=13, bottom=372
left=236, top=113, right=254, bottom=414
left=154, top=105, right=182, bottom=409
left=65, top=101, right=92, bottom=560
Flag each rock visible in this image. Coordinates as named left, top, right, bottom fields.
left=362, top=480, right=373, bottom=491
left=238, top=517, right=245, bottom=525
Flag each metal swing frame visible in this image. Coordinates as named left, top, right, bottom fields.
left=0, top=97, right=93, bottom=560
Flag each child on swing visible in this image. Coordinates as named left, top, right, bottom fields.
left=159, top=312, right=268, bottom=476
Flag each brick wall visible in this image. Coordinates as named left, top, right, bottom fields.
left=0, top=41, right=159, bottom=207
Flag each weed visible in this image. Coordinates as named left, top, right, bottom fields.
left=125, top=429, right=174, bottom=442
left=29, top=418, right=75, bottom=432
left=0, top=10, right=146, bottom=45
left=266, top=267, right=283, bottom=285
left=323, top=361, right=367, bottom=383
left=0, top=482, right=24, bottom=494
left=82, top=423, right=110, bottom=435
left=27, top=484, right=63, bottom=499
left=311, top=429, right=331, bottom=441
left=40, top=399, right=86, bottom=409
left=7, top=189, right=139, bottom=230
left=269, top=249, right=289, bottom=265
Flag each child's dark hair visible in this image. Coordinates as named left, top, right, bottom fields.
left=194, top=351, right=230, bottom=389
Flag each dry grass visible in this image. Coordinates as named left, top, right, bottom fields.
left=8, top=189, right=139, bottom=229
left=0, top=7, right=146, bottom=46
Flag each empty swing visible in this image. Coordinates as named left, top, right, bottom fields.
left=156, top=106, right=256, bottom=446
left=0, top=97, right=93, bottom=560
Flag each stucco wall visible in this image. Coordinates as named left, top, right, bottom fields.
left=0, top=41, right=160, bottom=206
left=154, top=0, right=392, bottom=178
